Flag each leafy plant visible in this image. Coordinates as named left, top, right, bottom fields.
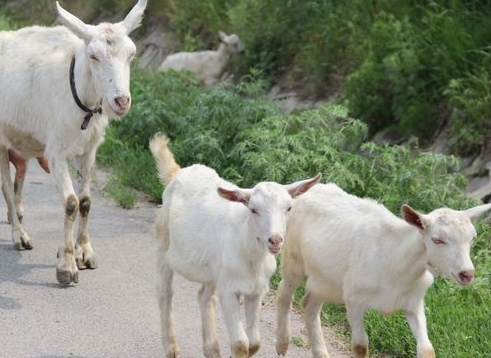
left=103, top=176, right=139, bottom=209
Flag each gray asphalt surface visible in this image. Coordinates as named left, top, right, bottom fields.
left=0, top=162, right=349, bottom=358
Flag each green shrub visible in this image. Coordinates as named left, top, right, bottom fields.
left=445, top=68, right=491, bottom=155
left=345, top=2, right=491, bottom=150
left=228, top=0, right=371, bottom=94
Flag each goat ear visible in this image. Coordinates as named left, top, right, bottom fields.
left=119, top=0, right=147, bottom=35
left=285, top=173, right=321, bottom=198
left=463, top=203, right=491, bottom=223
left=218, top=30, right=227, bottom=42
left=217, top=187, right=251, bottom=206
left=401, top=204, right=427, bottom=230
left=56, top=1, right=93, bottom=43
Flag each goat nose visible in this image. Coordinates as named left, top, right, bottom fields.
left=268, top=235, right=283, bottom=246
left=115, top=96, right=130, bottom=111
left=459, top=270, right=475, bottom=284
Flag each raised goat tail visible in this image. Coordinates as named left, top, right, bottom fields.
left=149, top=133, right=181, bottom=186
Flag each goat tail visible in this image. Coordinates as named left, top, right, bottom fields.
left=149, top=133, right=181, bottom=186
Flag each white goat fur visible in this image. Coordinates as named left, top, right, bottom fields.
left=0, top=0, right=147, bottom=285
left=158, top=30, right=244, bottom=86
left=276, top=183, right=491, bottom=358
left=150, top=134, right=320, bottom=358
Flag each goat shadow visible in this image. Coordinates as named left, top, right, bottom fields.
left=33, top=354, right=93, bottom=358
left=35, top=356, right=92, bottom=358
left=0, top=235, right=61, bottom=310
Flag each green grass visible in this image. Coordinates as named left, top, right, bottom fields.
left=102, top=176, right=139, bottom=209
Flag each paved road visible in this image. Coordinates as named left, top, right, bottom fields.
left=0, top=163, right=349, bottom=358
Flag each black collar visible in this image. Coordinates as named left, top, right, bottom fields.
left=69, top=56, right=102, bottom=130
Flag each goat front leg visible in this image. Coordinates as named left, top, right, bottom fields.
left=0, top=148, right=32, bottom=250
left=345, top=302, right=369, bottom=358
left=53, top=158, right=79, bottom=285
left=198, top=284, right=221, bottom=358
left=405, top=302, right=435, bottom=358
left=219, top=291, right=249, bottom=358
left=244, top=293, right=262, bottom=356
left=303, top=290, right=331, bottom=358
left=73, top=153, right=97, bottom=270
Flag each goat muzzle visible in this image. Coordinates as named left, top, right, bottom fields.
left=267, top=235, right=283, bottom=255
left=114, top=96, right=131, bottom=114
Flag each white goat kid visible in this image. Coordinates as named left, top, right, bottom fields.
left=0, top=0, right=147, bottom=285
left=149, top=134, right=320, bottom=358
left=275, top=183, right=491, bottom=358
left=158, top=30, right=244, bottom=86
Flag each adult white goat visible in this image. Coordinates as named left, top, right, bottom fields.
left=0, top=0, right=147, bottom=285
left=275, top=183, right=491, bottom=358
left=149, top=133, right=320, bottom=358
left=158, top=30, right=244, bottom=86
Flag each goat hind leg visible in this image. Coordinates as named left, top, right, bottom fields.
left=158, top=256, right=180, bottom=358
left=8, top=150, right=26, bottom=224
left=0, top=148, right=31, bottom=250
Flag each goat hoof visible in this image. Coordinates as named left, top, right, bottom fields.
left=21, top=238, right=33, bottom=250
left=85, top=255, right=98, bottom=269
left=56, top=267, right=78, bottom=285
left=276, top=340, right=289, bottom=356
left=249, top=344, right=260, bottom=356
left=14, top=238, right=32, bottom=250
left=352, top=344, right=368, bottom=358
left=165, top=349, right=181, bottom=358
left=14, top=242, right=25, bottom=251
left=76, top=243, right=98, bottom=270
left=77, top=255, right=98, bottom=270
left=204, top=342, right=220, bottom=358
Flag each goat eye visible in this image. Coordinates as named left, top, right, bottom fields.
left=286, top=206, right=292, bottom=213
left=90, top=54, right=99, bottom=62
left=431, top=238, right=446, bottom=245
left=250, top=208, right=258, bottom=215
